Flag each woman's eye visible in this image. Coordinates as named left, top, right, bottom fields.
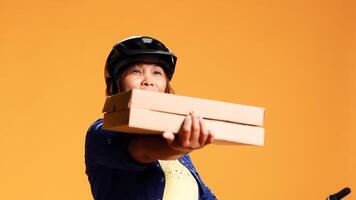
left=132, top=69, right=142, bottom=74
left=153, top=71, right=162, bottom=75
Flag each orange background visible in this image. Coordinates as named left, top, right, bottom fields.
left=0, top=0, right=355, bottom=199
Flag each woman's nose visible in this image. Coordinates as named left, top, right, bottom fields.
left=142, top=81, right=153, bottom=86
left=141, top=75, right=154, bottom=86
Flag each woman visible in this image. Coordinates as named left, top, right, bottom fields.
left=85, top=36, right=217, bottom=200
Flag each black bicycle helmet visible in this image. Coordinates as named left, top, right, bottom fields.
left=105, top=36, right=177, bottom=95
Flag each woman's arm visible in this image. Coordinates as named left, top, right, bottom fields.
left=85, top=119, right=153, bottom=171
left=128, top=111, right=215, bottom=163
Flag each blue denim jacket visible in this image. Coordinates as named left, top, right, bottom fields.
left=85, top=119, right=217, bottom=200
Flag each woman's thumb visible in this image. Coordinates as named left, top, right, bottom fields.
left=162, top=132, right=175, bottom=145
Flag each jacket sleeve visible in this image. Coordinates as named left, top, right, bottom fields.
left=85, top=119, right=154, bottom=171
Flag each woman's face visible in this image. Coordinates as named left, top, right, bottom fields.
left=118, top=63, right=167, bottom=93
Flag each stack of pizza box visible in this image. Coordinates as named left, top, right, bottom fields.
left=102, top=89, right=265, bottom=146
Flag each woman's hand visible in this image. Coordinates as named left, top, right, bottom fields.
left=129, top=111, right=215, bottom=163
left=162, top=111, right=215, bottom=153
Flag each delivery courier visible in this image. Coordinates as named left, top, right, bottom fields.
left=85, top=36, right=265, bottom=200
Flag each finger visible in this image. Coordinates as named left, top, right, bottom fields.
left=199, top=117, right=209, bottom=146
left=206, top=129, right=215, bottom=144
left=190, top=111, right=200, bottom=148
left=162, top=132, right=175, bottom=145
left=180, top=115, right=192, bottom=148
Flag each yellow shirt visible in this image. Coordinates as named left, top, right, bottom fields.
left=158, top=160, right=199, bottom=200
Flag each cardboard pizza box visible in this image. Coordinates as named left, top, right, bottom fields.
left=103, top=89, right=265, bottom=126
left=103, top=107, right=264, bottom=146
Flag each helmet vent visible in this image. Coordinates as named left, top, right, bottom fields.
left=142, top=38, right=153, bottom=43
